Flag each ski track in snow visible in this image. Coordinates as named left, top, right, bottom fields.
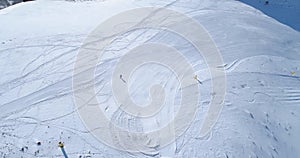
left=0, top=0, right=300, bottom=157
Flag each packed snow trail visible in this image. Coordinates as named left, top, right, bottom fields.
left=0, top=0, right=300, bottom=157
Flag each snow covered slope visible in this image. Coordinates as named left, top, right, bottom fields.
left=0, top=0, right=300, bottom=157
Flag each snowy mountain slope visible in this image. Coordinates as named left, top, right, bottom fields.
left=0, top=0, right=300, bottom=157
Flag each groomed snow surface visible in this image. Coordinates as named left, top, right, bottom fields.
left=0, top=0, right=300, bottom=157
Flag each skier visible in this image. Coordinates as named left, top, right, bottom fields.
left=58, top=142, right=68, bottom=158
left=194, top=75, right=203, bottom=84
left=120, top=74, right=126, bottom=83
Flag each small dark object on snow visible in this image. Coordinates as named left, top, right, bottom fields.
left=36, top=141, right=41, bottom=146
left=34, top=150, right=39, bottom=156
left=249, top=113, right=254, bottom=119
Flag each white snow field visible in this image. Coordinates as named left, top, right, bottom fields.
left=0, top=0, right=300, bottom=157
